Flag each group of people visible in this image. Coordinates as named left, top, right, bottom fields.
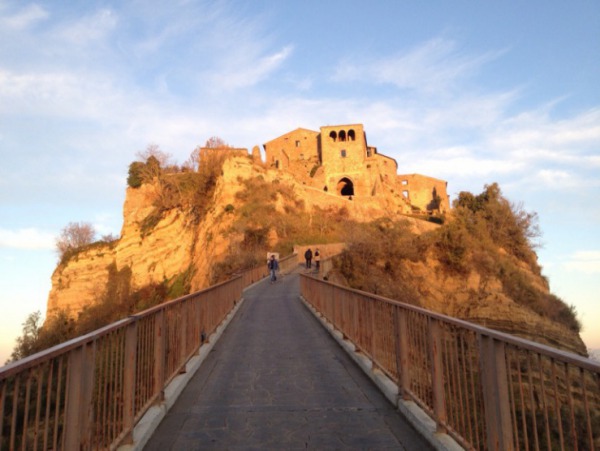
left=267, top=247, right=323, bottom=285
left=304, top=248, right=320, bottom=270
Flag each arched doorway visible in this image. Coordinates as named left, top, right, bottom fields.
left=337, top=177, right=354, bottom=196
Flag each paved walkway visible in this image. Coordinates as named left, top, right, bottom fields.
left=144, top=267, right=432, bottom=450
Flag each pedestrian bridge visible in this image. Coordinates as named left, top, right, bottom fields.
left=1, top=255, right=599, bottom=450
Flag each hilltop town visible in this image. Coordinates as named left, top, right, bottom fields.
left=41, top=123, right=586, bottom=358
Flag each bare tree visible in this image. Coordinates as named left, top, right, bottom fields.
left=136, top=144, right=172, bottom=167
left=204, top=136, right=229, bottom=149
left=183, top=146, right=202, bottom=172
left=56, top=221, right=96, bottom=258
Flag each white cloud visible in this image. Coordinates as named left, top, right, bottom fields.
left=209, top=45, right=294, bottom=90
left=333, top=38, right=505, bottom=94
left=0, top=4, right=48, bottom=30
left=564, top=251, right=600, bottom=274
left=0, top=228, right=55, bottom=250
left=56, top=8, right=117, bottom=46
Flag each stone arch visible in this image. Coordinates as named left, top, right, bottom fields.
left=329, top=131, right=337, bottom=142
left=339, top=130, right=347, bottom=142
left=336, top=177, right=354, bottom=196
left=348, top=129, right=356, bottom=141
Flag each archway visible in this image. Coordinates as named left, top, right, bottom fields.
left=336, top=177, right=354, bottom=196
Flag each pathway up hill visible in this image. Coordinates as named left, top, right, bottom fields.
left=145, top=267, right=432, bottom=450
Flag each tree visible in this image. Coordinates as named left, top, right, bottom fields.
left=136, top=144, right=172, bottom=167
left=204, top=136, right=229, bottom=148
left=56, top=221, right=96, bottom=258
left=9, top=311, right=42, bottom=362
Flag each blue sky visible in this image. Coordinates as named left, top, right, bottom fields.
left=1, top=0, right=599, bottom=363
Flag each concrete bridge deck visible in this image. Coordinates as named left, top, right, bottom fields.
left=144, top=268, right=432, bottom=450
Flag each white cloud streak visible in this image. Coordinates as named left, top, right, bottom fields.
left=0, top=3, right=48, bottom=30
left=333, top=38, right=505, bottom=94
left=0, top=228, right=54, bottom=250
left=564, top=251, right=600, bottom=274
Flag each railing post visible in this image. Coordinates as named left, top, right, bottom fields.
left=428, top=318, right=447, bottom=432
left=64, top=342, right=95, bottom=450
left=479, top=335, right=514, bottom=451
left=154, top=310, right=166, bottom=403
left=179, top=304, right=188, bottom=372
left=395, top=307, right=411, bottom=399
left=122, top=320, right=138, bottom=445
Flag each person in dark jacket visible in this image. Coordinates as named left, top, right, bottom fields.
left=304, top=248, right=313, bottom=269
left=268, top=254, right=279, bottom=283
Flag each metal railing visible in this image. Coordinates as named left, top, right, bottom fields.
left=300, top=275, right=600, bottom=451
left=0, top=256, right=287, bottom=451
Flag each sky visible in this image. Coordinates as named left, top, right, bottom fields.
left=0, top=0, right=599, bottom=364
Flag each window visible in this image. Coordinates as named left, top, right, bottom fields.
left=348, top=129, right=356, bottom=141
left=299, top=153, right=304, bottom=160
left=295, top=140, right=300, bottom=147
left=341, top=149, right=347, bottom=158
left=339, top=130, right=346, bottom=142
left=401, top=179, right=408, bottom=185
left=329, top=131, right=337, bottom=142
left=402, top=190, right=409, bottom=198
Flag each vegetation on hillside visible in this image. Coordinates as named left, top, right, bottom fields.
left=210, top=175, right=351, bottom=283
left=128, top=144, right=234, bottom=237
left=334, top=183, right=581, bottom=333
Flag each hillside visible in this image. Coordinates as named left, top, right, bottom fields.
left=41, top=151, right=586, bottom=358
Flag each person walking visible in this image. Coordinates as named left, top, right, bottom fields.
left=314, top=248, right=321, bottom=270
left=268, top=254, right=279, bottom=283
left=304, top=248, right=313, bottom=269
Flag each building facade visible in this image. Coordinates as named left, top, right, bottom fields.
left=263, top=123, right=449, bottom=213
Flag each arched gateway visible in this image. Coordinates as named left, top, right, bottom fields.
left=337, top=177, right=354, bottom=196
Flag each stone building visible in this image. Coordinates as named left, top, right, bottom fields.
left=263, top=123, right=450, bottom=213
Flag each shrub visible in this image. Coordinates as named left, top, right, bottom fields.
left=127, top=161, right=145, bottom=188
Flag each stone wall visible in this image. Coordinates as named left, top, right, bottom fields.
left=397, top=174, right=450, bottom=213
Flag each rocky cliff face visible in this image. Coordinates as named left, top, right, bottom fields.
left=48, top=156, right=253, bottom=315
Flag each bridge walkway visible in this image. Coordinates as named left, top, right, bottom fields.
left=144, top=267, right=432, bottom=450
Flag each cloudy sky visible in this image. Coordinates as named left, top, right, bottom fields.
left=1, top=0, right=599, bottom=363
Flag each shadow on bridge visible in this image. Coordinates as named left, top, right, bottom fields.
left=144, top=267, right=433, bottom=450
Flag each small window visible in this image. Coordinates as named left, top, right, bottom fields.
left=339, top=130, right=346, bottom=142
left=401, top=180, right=408, bottom=185
left=341, top=149, right=347, bottom=158
left=295, top=140, right=300, bottom=147
left=348, top=129, right=356, bottom=141
left=402, top=190, right=409, bottom=198
left=329, top=131, right=337, bottom=142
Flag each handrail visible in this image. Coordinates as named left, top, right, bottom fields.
left=0, top=261, right=268, bottom=450
left=300, top=274, right=600, bottom=451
